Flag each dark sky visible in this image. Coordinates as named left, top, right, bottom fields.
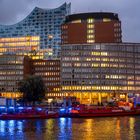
left=0, top=0, right=139, bottom=42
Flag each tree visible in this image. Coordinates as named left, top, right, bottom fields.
left=19, top=75, right=46, bottom=105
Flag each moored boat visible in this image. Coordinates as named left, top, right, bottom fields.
left=0, top=108, right=59, bottom=120
left=0, top=113, right=58, bottom=120
left=62, top=105, right=140, bottom=118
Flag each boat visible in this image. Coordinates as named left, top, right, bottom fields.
left=61, top=105, right=140, bottom=118
left=0, top=108, right=58, bottom=120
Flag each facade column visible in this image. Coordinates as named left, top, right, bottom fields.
left=125, top=93, right=128, bottom=102
left=98, top=93, right=102, bottom=104
left=89, top=92, right=92, bottom=104
left=80, top=93, right=82, bottom=104
left=107, top=93, right=110, bottom=102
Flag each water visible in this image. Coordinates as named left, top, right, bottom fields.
left=0, top=117, right=140, bottom=140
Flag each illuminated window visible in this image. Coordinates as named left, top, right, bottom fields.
left=71, top=20, right=81, bottom=23
left=103, top=18, right=111, bottom=22
left=87, top=24, right=94, bottom=28
left=87, top=40, right=95, bottom=43
left=87, top=18, right=94, bottom=23
left=87, top=30, right=94, bottom=34
left=87, top=35, right=95, bottom=39
left=91, top=52, right=100, bottom=55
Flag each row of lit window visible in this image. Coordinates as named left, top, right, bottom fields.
left=0, top=71, right=23, bottom=76
left=0, top=36, right=40, bottom=43
left=35, top=67, right=60, bottom=71
left=62, top=45, right=140, bottom=53
left=0, top=42, right=39, bottom=47
left=53, top=88, right=61, bottom=91
left=34, top=62, right=59, bottom=65
left=91, top=52, right=108, bottom=56
left=45, top=77, right=60, bottom=81
left=0, top=47, right=36, bottom=51
left=46, top=82, right=60, bottom=86
left=63, top=57, right=126, bottom=62
left=105, top=75, right=127, bottom=79
left=36, top=72, right=59, bottom=77
left=62, top=86, right=136, bottom=91
left=47, top=93, right=68, bottom=97
left=95, top=63, right=119, bottom=67
left=44, top=72, right=60, bottom=76
left=0, top=92, right=22, bottom=98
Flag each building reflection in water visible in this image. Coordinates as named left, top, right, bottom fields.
left=0, top=117, right=138, bottom=140
left=58, top=118, right=72, bottom=140
left=0, top=121, right=6, bottom=134
left=115, top=119, right=121, bottom=140
left=129, top=117, right=135, bottom=139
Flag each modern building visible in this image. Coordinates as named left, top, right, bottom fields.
left=0, top=54, right=61, bottom=99
left=0, top=54, right=32, bottom=98
left=0, top=3, right=71, bottom=58
left=61, top=43, right=140, bottom=104
left=32, top=59, right=61, bottom=97
left=61, top=12, right=122, bottom=44
left=61, top=12, right=140, bottom=104
left=0, top=36, right=54, bottom=59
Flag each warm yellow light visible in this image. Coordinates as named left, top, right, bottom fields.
left=87, top=18, right=94, bottom=23
left=103, top=18, right=111, bottom=22
left=71, top=20, right=81, bottom=23
left=48, top=35, right=53, bottom=39
left=87, top=24, right=94, bottom=28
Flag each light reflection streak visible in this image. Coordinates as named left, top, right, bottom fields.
left=8, top=120, right=15, bottom=134
left=0, top=121, right=6, bottom=134
left=129, top=117, right=135, bottom=139
left=115, top=119, right=121, bottom=140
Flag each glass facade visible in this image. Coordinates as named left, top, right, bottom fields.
left=0, top=3, right=71, bottom=58
left=0, top=54, right=25, bottom=98
left=61, top=43, right=140, bottom=104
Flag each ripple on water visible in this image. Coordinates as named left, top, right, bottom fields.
left=0, top=117, right=139, bottom=140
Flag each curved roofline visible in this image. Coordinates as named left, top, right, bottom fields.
left=0, top=2, right=69, bottom=27
left=65, top=12, right=119, bottom=23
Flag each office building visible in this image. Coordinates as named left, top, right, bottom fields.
left=60, top=12, right=140, bottom=104
left=61, top=43, right=140, bottom=104
left=0, top=3, right=71, bottom=58
left=0, top=55, right=32, bottom=98
left=32, top=59, right=61, bottom=97
left=61, top=12, right=122, bottom=44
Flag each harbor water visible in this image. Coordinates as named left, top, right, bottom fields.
left=0, top=116, right=140, bottom=140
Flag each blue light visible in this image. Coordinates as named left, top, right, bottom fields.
left=36, top=108, right=42, bottom=111
left=9, top=107, right=14, bottom=109
left=0, top=106, right=6, bottom=109
left=68, top=108, right=72, bottom=111
left=27, top=107, right=32, bottom=109
left=60, top=108, right=65, bottom=112
left=18, top=107, right=24, bottom=110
